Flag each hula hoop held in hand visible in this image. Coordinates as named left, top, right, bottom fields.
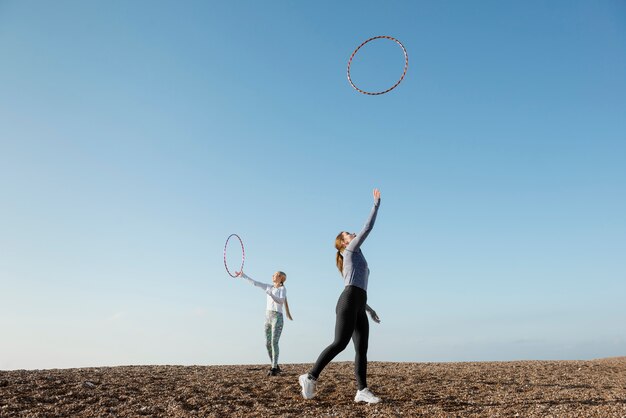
left=347, top=36, right=409, bottom=95
left=224, top=234, right=245, bottom=278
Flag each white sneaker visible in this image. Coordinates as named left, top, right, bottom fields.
left=354, top=388, right=381, bottom=404
left=298, top=374, right=316, bottom=399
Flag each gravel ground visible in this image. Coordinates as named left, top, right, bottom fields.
left=1, top=358, right=625, bottom=417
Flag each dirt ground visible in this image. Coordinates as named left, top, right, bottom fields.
left=1, top=358, right=625, bottom=417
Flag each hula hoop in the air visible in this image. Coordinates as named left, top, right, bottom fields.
left=347, top=35, right=409, bottom=95
left=224, top=233, right=245, bottom=278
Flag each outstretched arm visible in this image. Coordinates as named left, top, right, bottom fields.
left=236, top=271, right=272, bottom=292
left=346, top=189, right=381, bottom=252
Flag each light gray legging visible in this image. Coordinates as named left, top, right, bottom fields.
left=265, top=310, right=284, bottom=368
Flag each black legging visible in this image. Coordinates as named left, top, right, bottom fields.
left=309, top=285, right=369, bottom=390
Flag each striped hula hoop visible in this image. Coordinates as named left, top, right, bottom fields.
left=223, top=233, right=245, bottom=278
left=347, top=35, right=409, bottom=95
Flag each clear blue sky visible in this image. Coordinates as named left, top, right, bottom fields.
left=1, top=0, right=625, bottom=370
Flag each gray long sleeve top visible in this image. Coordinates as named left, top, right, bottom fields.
left=342, top=199, right=380, bottom=291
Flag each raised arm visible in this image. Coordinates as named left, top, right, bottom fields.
left=345, top=189, right=381, bottom=252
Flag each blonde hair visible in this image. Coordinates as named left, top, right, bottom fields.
left=335, top=232, right=347, bottom=275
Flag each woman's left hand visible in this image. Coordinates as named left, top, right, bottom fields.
left=368, top=309, right=381, bottom=324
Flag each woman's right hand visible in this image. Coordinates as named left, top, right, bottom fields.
left=373, top=188, right=381, bottom=203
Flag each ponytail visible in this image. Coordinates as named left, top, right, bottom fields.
left=284, top=297, right=293, bottom=320
left=335, top=232, right=346, bottom=275
left=336, top=251, right=344, bottom=274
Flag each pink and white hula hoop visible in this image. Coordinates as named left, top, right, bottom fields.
left=347, top=35, right=409, bottom=95
left=223, top=233, right=245, bottom=278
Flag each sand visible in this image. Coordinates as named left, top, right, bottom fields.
left=1, top=358, right=625, bottom=417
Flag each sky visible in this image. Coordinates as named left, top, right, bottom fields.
left=1, top=0, right=625, bottom=370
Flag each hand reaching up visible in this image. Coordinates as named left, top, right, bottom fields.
left=373, top=188, right=381, bottom=204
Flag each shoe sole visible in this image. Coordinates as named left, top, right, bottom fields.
left=354, top=397, right=381, bottom=404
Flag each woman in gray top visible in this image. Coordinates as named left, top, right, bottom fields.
left=299, top=188, right=382, bottom=404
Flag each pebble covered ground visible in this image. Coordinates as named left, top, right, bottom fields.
left=1, top=358, right=625, bottom=417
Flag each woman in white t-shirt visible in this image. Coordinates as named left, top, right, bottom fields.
left=236, top=270, right=293, bottom=376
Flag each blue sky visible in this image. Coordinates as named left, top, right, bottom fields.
left=1, top=0, right=625, bottom=370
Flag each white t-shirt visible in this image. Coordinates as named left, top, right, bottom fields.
left=242, top=273, right=287, bottom=314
